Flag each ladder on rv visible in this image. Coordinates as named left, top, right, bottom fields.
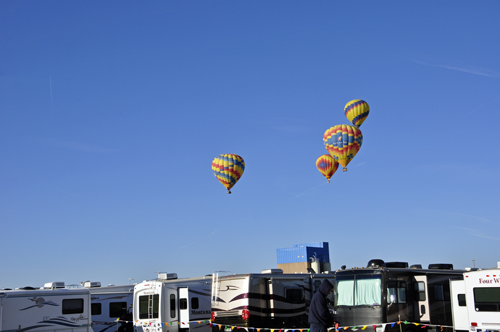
left=148, top=294, right=155, bottom=319
left=211, top=271, right=230, bottom=306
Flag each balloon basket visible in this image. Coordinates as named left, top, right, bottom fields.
left=342, top=167, right=347, bottom=172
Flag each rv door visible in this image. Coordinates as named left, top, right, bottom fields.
left=164, top=287, right=179, bottom=332
left=179, top=288, right=189, bottom=332
left=413, top=276, right=430, bottom=323
left=449, top=280, right=468, bottom=332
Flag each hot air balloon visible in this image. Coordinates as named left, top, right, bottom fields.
left=345, top=99, right=369, bottom=127
left=316, top=154, right=339, bottom=183
left=212, top=154, right=245, bottom=194
left=323, top=124, right=363, bottom=171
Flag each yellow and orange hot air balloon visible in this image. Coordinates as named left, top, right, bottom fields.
left=212, top=154, right=245, bottom=194
left=316, top=154, right=338, bottom=183
left=323, top=124, right=363, bottom=171
left=344, top=99, right=369, bottom=127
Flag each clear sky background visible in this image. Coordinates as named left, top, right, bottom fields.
left=1, top=1, right=499, bottom=289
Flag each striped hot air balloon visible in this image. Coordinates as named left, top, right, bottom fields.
left=344, top=99, right=370, bottom=127
left=316, top=154, right=339, bottom=183
left=323, top=124, right=363, bottom=171
left=212, top=154, right=245, bottom=194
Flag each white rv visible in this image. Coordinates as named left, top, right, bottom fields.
left=84, top=282, right=134, bottom=332
left=210, top=269, right=335, bottom=330
left=0, top=282, right=92, bottom=332
left=133, top=273, right=212, bottom=332
left=450, top=266, right=500, bottom=332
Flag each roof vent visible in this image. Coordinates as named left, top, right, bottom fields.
left=262, top=269, right=283, bottom=274
left=410, top=264, right=422, bottom=269
left=428, top=263, right=453, bottom=270
left=44, top=282, right=65, bottom=289
left=83, top=281, right=101, bottom=288
left=158, top=273, right=178, bottom=280
left=385, top=262, right=409, bottom=268
left=367, top=259, right=385, bottom=268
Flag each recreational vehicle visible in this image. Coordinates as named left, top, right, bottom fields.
left=210, top=269, right=335, bottom=331
left=334, top=259, right=465, bottom=332
left=0, top=282, right=92, bottom=332
left=133, top=273, right=212, bottom=332
left=450, top=266, right=500, bottom=332
left=84, top=282, right=134, bottom=332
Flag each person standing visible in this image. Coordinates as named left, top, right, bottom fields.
left=309, top=279, right=335, bottom=332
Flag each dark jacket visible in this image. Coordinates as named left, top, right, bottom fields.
left=308, top=279, right=334, bottom=326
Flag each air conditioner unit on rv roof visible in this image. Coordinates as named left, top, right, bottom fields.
left=428, top=263, right=453, bottom=270
left=83, top=281, right=101, bottom=288
left=44, top=282, right=65, bottom=289
left=385, top=262, right=409, bottom=268
left=158, top=273, right=178, bottom=280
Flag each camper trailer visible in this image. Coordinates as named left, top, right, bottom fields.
left=0, top=282, right=92, bottom=332
left=210, top=269, right=335, bottom=331
left=334, top=259, right=465, bottom=332
left=84, top=282, right=134, bottom=332
left=450, top=266, right=500, bottom=332
left=133, top=273, right=212, bottom=332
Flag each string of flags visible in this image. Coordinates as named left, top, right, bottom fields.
left=115, top=319, right=211, bottom=326
left=210, top=321, right=452, bottom=332
left=113, top=319, right=453, bottom=332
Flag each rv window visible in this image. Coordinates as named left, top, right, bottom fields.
left=180, top=298, right=187, bottom=310
left=458, top=294, right=466, bottom=307
left=434, top=285, right=444, bottom=301
left=355, top=275, right=382, bottom=306
left=170, top=294, right=176, bottom=319
left=335, top=275, right=382, bottom=306
left=285, top=288, right=304, bottom=304
left=414, top=282, right=426, bottom=301
left=110, top=302, right=128, bottom=318
left=398, top=282, right=407, bottom=303
left=192, top=297, right=199, bottom=309
left=314, top=280, right=322, bottom=294
left=139, top=295, right=159, bottom=319
left=92, top=303, right=102, bottom=315
left=335, top=278, right=354, bottom=306
left=387, top=281, right=397, bottom=304
left=62, top=298, right=84, bottom=314
left=474, top=287, right=500, bottom=312
left=387, top=281, right=406, bottom=303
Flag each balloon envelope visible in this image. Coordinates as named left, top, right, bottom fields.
left=316, top=154, right=339, bottom=183
left=212, top=154, right=245, bottom=193
left=345, top=99, right=369, bottom=127
left=323, top=124, right=363, bottom=171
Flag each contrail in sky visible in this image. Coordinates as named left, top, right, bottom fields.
left=291, top=181, right=328, bottom=199
left=413, top=59, right=498, bottom=78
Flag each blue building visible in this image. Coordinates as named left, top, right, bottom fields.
left=276, top=242, right=331, bottom=273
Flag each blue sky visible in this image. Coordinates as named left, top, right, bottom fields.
left=1, top=1, right=499, bottom=289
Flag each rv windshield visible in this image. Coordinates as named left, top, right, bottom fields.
left=335, top=274, right=382, bottom=306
